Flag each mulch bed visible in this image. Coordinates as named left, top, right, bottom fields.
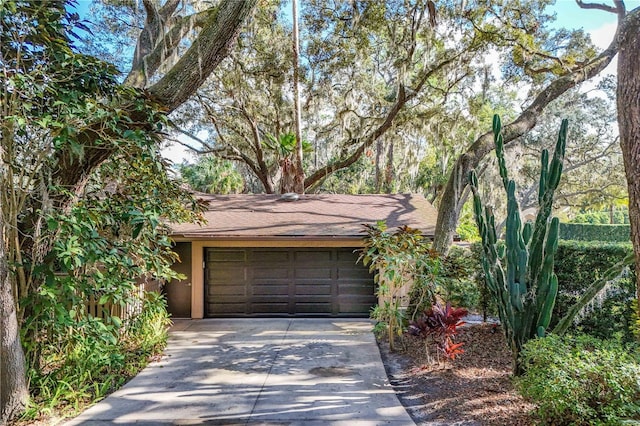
left=378, top=323, right=536, bottom=425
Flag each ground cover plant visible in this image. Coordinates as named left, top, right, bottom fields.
left=517, top=334, right=640, bottom=425
left=21, top=294, right=171, bottom=422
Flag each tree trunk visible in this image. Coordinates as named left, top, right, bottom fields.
left=375, top=139, right=384, bottom=193
left=432, top=25, right=621, bottom=254
left=0, top=222, right=28, bottom=425
left=616, top=6, right=640, bottom=320
left=384, top=140, right=395, bottom=194
left=291, top=0, right=305, bottom=194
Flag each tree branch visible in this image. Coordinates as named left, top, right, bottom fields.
left=159, top=0, right=182, bottom=20
left=51, top=1, right=256, bottom=205
left=148, top=0, right=258, bottom=112
left=125, top=9, right=215, bottom=88
left=433, top=7, right=626, bottom=253
left=576, top=0, right=621, bottom=14
left=304, top=52, right=459, bottom=189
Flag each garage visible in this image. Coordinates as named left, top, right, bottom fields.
left=205, top=247, right=375, bottom=317
left=168, top=193, right=437, bottom=319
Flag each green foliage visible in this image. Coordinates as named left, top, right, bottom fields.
left=469, top=242, right=499, bottom=318
left=1, top=1, right=199, bottom=422
left=20, top=132, right=199, bottom=420
left=559, top=223, right=631, bottom=242
left=3, top=0, right=172, bottom=311
left=633, top=304, right=640, bottom=341
left=22, top=293, right=171, bottom=420
left=553, top=241, right=636, bottom=342
left=570, top=208, right=629, bottom=225
left=359, top=222, right=441, bottom=350
left=470, top=114, right=567, bottom=374
left=437, top=245, right=482, bottom=312
left=179, top=156, right=245, bottom=194
left=125, top=292, right=172, bottom=356
left=516, top=334, right=640, bottom=425
left=263, top=132, right=313, bottom=158
left=318, top=155, right=377, bottom=194
left=469, top=239, right=637, bottom=342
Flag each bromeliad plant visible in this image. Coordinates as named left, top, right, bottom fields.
left=470, top=114, right=567, bottom=375
left=408, top=302, right=468, bottom=364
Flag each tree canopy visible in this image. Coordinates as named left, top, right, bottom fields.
left=2, top=0, right=639, bottom=422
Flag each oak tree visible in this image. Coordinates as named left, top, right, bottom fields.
left=0, top=0, right=256, bottom=421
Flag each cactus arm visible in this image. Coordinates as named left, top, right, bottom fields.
left=538, top=149, right=549, bottom=206
left=537, top=274, right=558, bottom=336
left=528, top=120, right=568, bottom=288
left=494, top=115, right=510, bottom=192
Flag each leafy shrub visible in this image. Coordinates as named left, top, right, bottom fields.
left=559, top=223, right=630, bottom=242
left=436, top=245, right=482, bottom=312
left=359, top=222, right=440, bottom=350
left=408, top=303, right=468, bottom=362
left=19, top=149, right=194, bottom=420
left=125, top=291, right=172, bottom=355
left=517, top=334, right=640, bottom=425
left=553, top=241, right=636, bottom=342
left=23, top=291, right=171, bottom=420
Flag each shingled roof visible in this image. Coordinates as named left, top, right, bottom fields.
left=170, top=193, right=437, bottom=240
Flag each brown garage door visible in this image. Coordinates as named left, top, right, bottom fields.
left=205, top=247, right=375, bottom=317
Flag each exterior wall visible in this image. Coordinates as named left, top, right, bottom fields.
left=166, top=242, right=192, bottom=318
left=182, top=238, right=364, bottom=319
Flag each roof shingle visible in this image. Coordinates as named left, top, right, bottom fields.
left=170, top=193, right=437, bottom=239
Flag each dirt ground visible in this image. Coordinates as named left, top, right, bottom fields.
left=378, top=322, right=536, bottom=425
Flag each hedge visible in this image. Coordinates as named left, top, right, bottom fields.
left=559, top=222, right=630, bottom=242
left=552, top=240, right=636, bottom=341
left=469, top=240, right=636, bottom=341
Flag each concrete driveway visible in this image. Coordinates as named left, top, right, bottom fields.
left=66, top=318, right=415, bottom=425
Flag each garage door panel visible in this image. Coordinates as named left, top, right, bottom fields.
left=208, top=267, right=246, bottom=282
left=253, top=267, right=290, bottom=280
left=208, top=285, right=247, bottom=297
left=250, top=303, right=289, bottom=314
left=337, top=249, right=359, bottom=260
left=208, top=302, right=248, bottom=314
left=252, top=284, right=290, bottom=296
left=205, top=248, right=373, bottom=317
left=339, top=282, right=374, bottom=293
left=339, top=301, right=375, bottom=314
left=295, top=267, right=333, bottom=279
left=295, top=250, right=332, bottom=262
left=251, top=250, right=291, bottom=263
left=337, top=267, right=371, bottom=279
left=295, top=303, right=333, bottom=314
left=295, top=284, right=331, bottom=295
left=207, top=250, right=246, bottom=262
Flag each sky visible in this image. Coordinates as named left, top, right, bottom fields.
left=69, top=0, right=637, bottom=164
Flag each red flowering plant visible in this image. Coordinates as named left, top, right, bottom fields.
left=408, top=302, right=468, bottom=364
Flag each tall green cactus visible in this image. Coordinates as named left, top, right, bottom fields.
left=470, top=114, right=567, bottom=376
